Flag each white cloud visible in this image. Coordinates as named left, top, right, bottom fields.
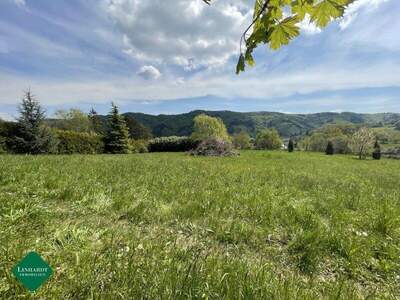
left=137, top=65, right=161, bottom=80
left=102, top=0, right=252, bottom=69
left=299, top=15, right=321, bottom=35
left=340, top=0, right=390, bottom=29
left=1, top=57, right=399, bottom=106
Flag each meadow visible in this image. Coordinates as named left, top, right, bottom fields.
left=0, top=151, right=399, bottom=299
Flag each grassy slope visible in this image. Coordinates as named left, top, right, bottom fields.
left=0, top=152, right=399, bottom=299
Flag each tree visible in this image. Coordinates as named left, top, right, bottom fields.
left=325, top=141, right=334, bottom=155
left=103, top=103, right=130, bottom=154
left=255, top=128, right=282, bottom=150
left=0, top=119, right=6, bottom=153
left=88, top=108, right=105, bottom=134
left=395, top=121, right=400, bottom=131
left=288, top=139, right=294, bottom=153
left=232, top=131, right=252, bottom=150
left=372, top=140, right=381, bottom=160
left=191, top=114, right=230, bottom=142
left=350, top=127, right=375, bottom=160
left=203, top=0, right=356, bottom=73
left=124, top=115, right=153, bottom=140
left=53, top=108, right=92, bottom=133
left=300, top=124, right=354, bottom=153
left=11, top=90, right=57, bottom=154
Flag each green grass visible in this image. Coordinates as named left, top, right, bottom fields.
left=1, top=151, right=399, bottom=299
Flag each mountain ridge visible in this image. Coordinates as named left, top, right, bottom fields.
left=122, top=110, right=400, bottom=138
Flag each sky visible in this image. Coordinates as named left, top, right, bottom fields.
left=0, top=0, right=399, bottom=120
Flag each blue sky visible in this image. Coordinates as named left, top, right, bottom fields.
left=0, top=0, right=399, bottom=119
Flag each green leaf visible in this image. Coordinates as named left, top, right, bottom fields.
left=291, top=0, right=313, bottom=20
left=253, top=0, right=265, bottom=32
left=245, top=50, right=255, bottom=67
left=268, top=16, right=300, bottom=50
left=236, top=53, right=245, bottom=74
left=310, top=0, right=345, bottom=28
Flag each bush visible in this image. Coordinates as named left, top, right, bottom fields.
left=330, top=135, right=351, bottom=154
left=232, top=132, right=252, bottom=150
left=255, top=128, right=282, bottom=150
left=288, top=139, right=294, bottom=152
left=372, top=140, right=381, bottom=160
left=0, top=136, right=6, bottom=154
left=148, top=136, right=199, bottom=152
left=382, top=147, right=400, bottom=159
left=129, top=139, right=148, bottom=153
left=190, top=138, right=238, bottom=157
left=325, top=141, right=334, bottom=155
left=191, top=114, right=230, bottom=142
left=56, top=130, right=104, bottom=154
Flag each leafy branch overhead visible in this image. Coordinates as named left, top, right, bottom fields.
left=203, top=0, right=355, bottom=74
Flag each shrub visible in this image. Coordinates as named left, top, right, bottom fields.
left=191, top=114, right=230, bottom=142
left=288, top=139, right=294, bottom=152
left=382, top=147, right=400, bottom=159
left=372, top=140, right=381, bottom=160
left=148, top=136, right=199, bottom=152
left=0, top=136, right=6, bottom=154
left=232, top=131, right=252, bottom=150
left=129, top=139, right=148, bottom=153
left=255, top=128, right=282, bottom=150
left=330, top=135, right=351, bottom=154
left=325, top=141, right=334, bottom=155
left=56, top=130, right=104, bottom=154
left=190, top=138, right=238, bottom=157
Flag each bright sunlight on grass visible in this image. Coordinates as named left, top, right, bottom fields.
left=1, top=151, right=399, bottom=299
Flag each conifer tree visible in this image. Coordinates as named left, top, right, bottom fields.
left=325, top=141, right=334, bottom=155
left=372, top=140, right=381, bottom=160
left=288, top=139, right=294, bottom=153
left=11, top=90, right=56, bottom=154
left=103, top=103, right=130, bottom=154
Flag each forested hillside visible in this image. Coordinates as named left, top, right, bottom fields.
left=123, top=111, right=400, bottom=138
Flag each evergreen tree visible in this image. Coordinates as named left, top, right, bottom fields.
left=104, top=103, right=130, bottom=154
left=11, top=90, right=56, bottom=154
left=325, top=141, right=334, bottom=155
left=288, top=139, right=294, bottom=153
left=372, top=140, right=381, bottom=160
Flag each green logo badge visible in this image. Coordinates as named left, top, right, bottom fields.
left=12, top=252, right=53, bottom=292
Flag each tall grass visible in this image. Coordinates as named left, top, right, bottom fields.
left=0, top=151, right=399, bottom=299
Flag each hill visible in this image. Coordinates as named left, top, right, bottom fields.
left=123, top=111, right=400, bottom=138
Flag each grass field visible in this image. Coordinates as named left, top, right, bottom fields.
left=1, top=151, right=399, bottom=299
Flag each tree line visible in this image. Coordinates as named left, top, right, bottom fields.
left=0, top=91, right=151, bottom=155
left=0, top=90, right=389, bottom=159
